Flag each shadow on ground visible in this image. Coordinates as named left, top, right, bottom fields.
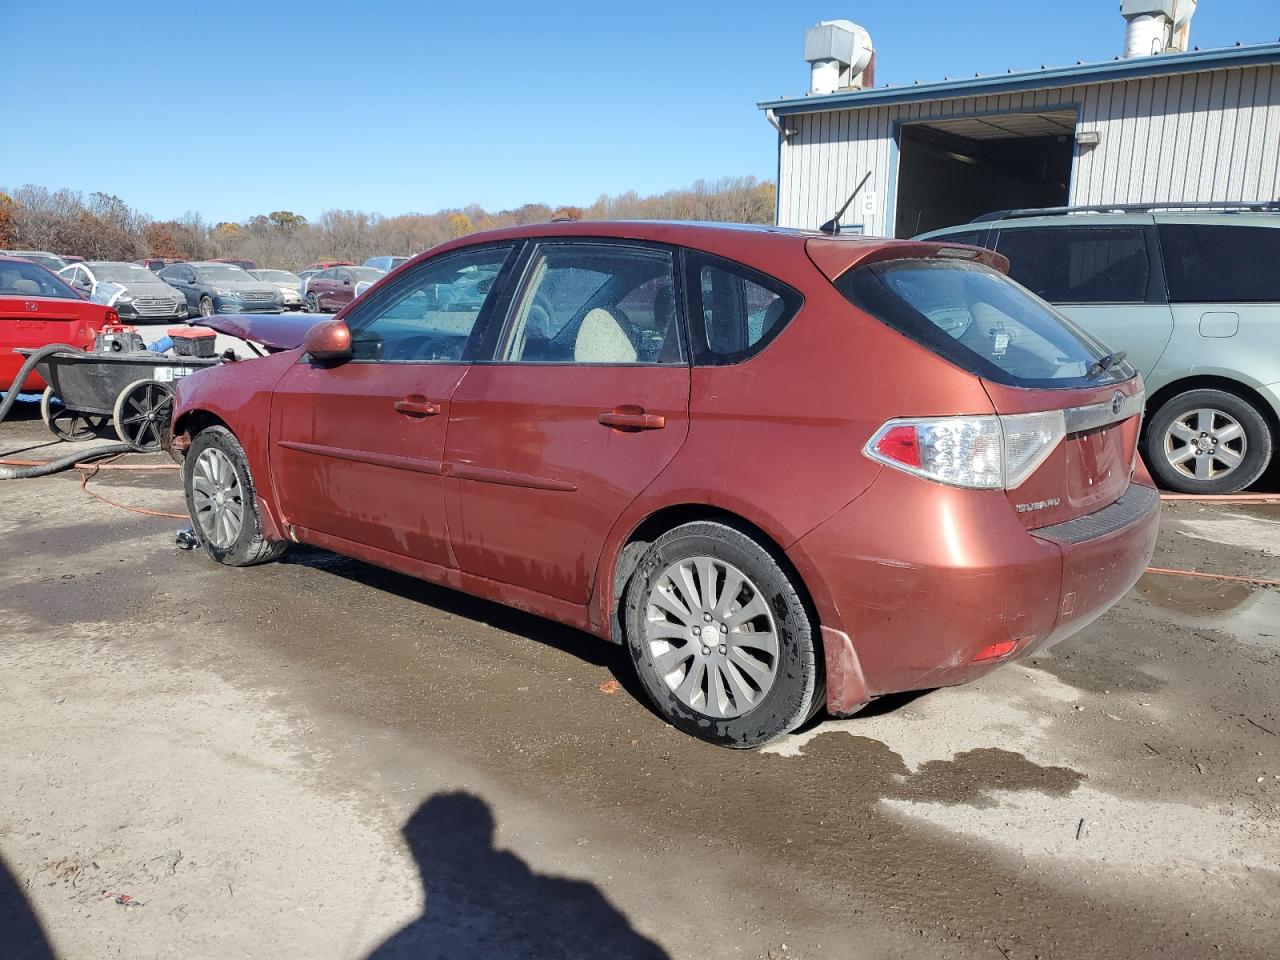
left=1, top=854, right=54, bottom=960
left=368, top=792, right=669, bottom=959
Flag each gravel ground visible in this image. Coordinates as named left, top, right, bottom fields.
left=2, top=410, right=1278, bottom=960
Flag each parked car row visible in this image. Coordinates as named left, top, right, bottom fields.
left=919, top=204, right=1280, bottom=494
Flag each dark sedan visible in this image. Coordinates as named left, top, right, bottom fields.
left=159, top=261, right=282, bottom=317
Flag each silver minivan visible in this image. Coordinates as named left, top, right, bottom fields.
left=919, top=205, right=1280, bottom=494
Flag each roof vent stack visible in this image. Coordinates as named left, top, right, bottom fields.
left=1121, top=0, right=1198, bottom=58
left=804, top=20, right=875, bottom=95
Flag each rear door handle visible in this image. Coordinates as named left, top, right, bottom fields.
left=394, top=398, right=440, bottom=417
left=597, top=408, right=665, bottom=431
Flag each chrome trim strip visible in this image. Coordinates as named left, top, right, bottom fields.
left=1063, top=389, right=1145, bottom=434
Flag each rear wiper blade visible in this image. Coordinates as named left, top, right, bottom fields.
left=1085, top=350, right=1127, bottom=379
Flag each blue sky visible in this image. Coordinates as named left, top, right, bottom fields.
left=3, top=0, right=1275, bottom=222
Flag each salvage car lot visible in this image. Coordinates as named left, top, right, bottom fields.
left=1, top=411, right=1277, bottom=959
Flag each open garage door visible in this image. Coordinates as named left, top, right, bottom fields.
left=893, top=110, right=1076, bottom=237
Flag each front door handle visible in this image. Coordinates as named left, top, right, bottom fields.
left=597, top=408, right=665, bottom=431
left=394, top=397, right=439, bottom=417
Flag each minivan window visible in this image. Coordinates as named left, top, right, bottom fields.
left=502, top=243, right=681, bottom=364
left=995, top=227, right=1150, bottom=304
left=686, top=253, right=802, bottom=365
left=1158, top=224, right=1280, bottom=302
left=836, top=258, right=1130, bottom=387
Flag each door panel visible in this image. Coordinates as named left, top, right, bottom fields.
left=270, top=244, right=517, bottom=564
left=444, top=240, right=690, bottom=604
left=271, top=361, right=465, bottom=566
left=445, top=364, right=689, bottom=602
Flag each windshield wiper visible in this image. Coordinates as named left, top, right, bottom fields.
left=1085, top=350, right=1128, bottom=379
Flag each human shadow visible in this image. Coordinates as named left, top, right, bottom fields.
left=368, top=792, right=670, bottom=959
left=0, top=853, right=54, bottom=960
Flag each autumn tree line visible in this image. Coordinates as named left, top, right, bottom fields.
left=0, top=177, right=776, bottom=271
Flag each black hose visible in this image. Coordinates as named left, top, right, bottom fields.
left=0, top=343, right=80, bottom=425
left=0, top=443, right=135, bottom=480
left=0, top=344, right=131, bottom=480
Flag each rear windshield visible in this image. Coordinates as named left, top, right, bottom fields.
left=0, top=260, right=81, bottom=299
left=835, top=258, right=1133, bottom=388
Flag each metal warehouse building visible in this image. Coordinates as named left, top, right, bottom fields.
left=759, top=16, right=1280, bottom=238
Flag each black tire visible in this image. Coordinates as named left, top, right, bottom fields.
left=199, top=296, right=215, bottom=317
left=41, top=386, right=109, bottom=442
left=183, top=426, right=287, bottom=567
left=623, top=521, right=823, bottom=748
left=1144, top=388, right=1272, bottom=494
left=305, top=293, right=323, bottom=313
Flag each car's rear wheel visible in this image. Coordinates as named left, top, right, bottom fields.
left=1145, top=388, right=1273, bottom=494
left=623, top=521, right=823, bottom=748
left=198, top=295, right=214, bottom=317
left=184, top=426, right=286, bottom=567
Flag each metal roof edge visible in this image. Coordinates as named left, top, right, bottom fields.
left=757, top=42, right=1280, bottom=116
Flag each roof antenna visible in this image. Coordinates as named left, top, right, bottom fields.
left=819, top=171, right=872, bottom=235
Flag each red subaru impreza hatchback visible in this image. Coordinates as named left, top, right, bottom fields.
left=171, top=221, right=1159, bottom=747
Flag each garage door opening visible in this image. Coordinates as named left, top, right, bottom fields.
left=893, top=110, right=1076, bottom=237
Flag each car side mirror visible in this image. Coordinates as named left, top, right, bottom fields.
left=303, top=318, right=352, bottom=363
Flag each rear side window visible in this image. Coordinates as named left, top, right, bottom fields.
left=685, top=253, right=802, bottom=364
left=1158, top=224, right=1280, bottom=302
left=836, top=258, right=1130, bottom=388
left=995, top=227, right=1150, bottom=304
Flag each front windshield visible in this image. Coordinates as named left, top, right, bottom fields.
left=351, top=268, right=384, bottom=282
left=196, top=264, right=252, bottom=282
left=0, top=260, right=81, bottom=299
left=92, top=263, right=157, bottom=284
left=253, top=270, right=299, bottom=282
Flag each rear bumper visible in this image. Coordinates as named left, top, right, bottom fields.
left=787, top=473, right=1160, bottom=709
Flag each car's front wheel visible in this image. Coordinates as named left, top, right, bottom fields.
left=198, top=295, right=215, bottom=317
left=1145, top=388, right=1273, bottom=494
left=305, top=293, right=322, bottom=313
left=623, top=521, right=823, bottom=748
left=183, top=426, right=287, bottom=566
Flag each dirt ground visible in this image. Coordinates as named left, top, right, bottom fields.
left=2, top=410, right=1278, bottom=960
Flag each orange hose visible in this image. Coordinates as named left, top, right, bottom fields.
left=76, top=455, right=188, bottom=521
left=1145, top=566, right=1280, bottom=588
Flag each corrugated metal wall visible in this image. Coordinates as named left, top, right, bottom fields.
left=776, top=64, right=1280, bottom=234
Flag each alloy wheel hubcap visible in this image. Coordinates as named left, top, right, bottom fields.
left=643, top=556, right=779, bottom=719
left=191, top=448, right=244, bottom=548
left=1163, top=407, right=1246, bottom=482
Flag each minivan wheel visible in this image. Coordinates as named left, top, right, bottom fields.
left=1145, top=388, right=1272, bottom=494
left=623, top=522, right=823, bottom=748
left=184, top=426, right=287, bottom=566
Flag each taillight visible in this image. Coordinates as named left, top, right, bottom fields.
left=865, top=411, right=1065, bottom=490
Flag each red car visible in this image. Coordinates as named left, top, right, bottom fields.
left=303, top=265, right=386, bottom=314
left=1, top=256, right=117, bottom=392
left=171, top=222, right=1159, bottom=747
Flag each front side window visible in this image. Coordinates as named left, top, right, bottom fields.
left=1158, top=223, right=1280, bottom=302
left=685, top=253, right=802, bottom=365
left=836, top=258, right=1133, bottom=387
left=501, top=243, right=682, bottom=364
left=346, top=244, right=513, bottom=362
left=995, top=227, right=1151, bottom=304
